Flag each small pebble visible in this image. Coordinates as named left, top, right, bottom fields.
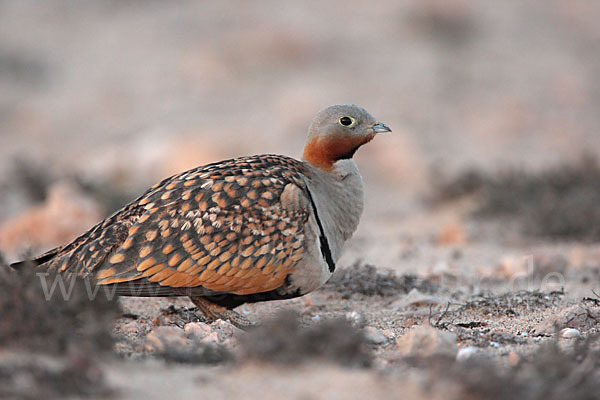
left=396, top=325, right=458, bottom=357
left=364, top=327, right=387, bottom=345
left=560, top=328, right=581, bottom=338
left=210, top=319, right=244, bottom=340
left=201, top=331, right=220, bottom=344
left=345, top=311, right=364, bottom=326
left=507, top=351, right=520, bottom=366
left=145, top=326, right=187, bottom=352
left=184, top=322, right=212, bottom=340
left=456, top=347, right=478, bottom=362
left=489, top=342, right=500, bottom=348
left=381, top=329, right=396, bottom=339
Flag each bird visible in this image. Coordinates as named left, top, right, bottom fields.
left=10, top=104, right=391, bottom=328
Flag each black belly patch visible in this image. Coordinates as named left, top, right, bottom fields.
left=203, top=288, right=302, bottom=309
left=201, top=274, right=301, bottom=309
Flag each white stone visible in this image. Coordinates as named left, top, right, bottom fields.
left=456, top=347, right=478, bottom=362
left=560, top=328, right=581, bottom=338
left=396, top=325, right=458, bottom=357
left=345, top=311, right=364, bottom=326
left=364, top=327, right=388, bottom=344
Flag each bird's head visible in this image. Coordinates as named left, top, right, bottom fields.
left=302, top=104, right=391, bottom=171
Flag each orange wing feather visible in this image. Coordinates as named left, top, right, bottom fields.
left=35, top=155, right=311, bottom=297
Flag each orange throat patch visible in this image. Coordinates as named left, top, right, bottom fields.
left=302, top=133, right=375, bottom=171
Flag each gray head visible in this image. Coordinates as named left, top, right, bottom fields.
left=302, top=104, right=391, bottom=170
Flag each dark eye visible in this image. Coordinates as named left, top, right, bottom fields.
left=339, top=116, right=354, bottom=126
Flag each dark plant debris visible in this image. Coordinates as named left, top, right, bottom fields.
left=457, top=290, right=564, bottom=317
left=0, top=254, right=119, bottom=397
left=10, top=157, right=53, bottom=203
left=157, top=339, right=232, bottom=365
left=160, top=305, right=210, bottom=328
left=424, top=290, right=564, bottom=346
left=431, top=155, right=600, bottom=240
left=73, top=174, right=139, bottom=217
left=434, top=337, right=600, bottom=400
left=0, top=255, right=119, bottom=353
left=455, top=321, right=488, bottom=328
left=321, top=262, right=437, bottom=298
left=240, top=310, right=372, bottom=367
left=6, top=156, right=139, bottom=217
left=0, top=352, right=112, bottom=400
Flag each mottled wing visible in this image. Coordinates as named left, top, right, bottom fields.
left=42, top=155, right=311, bottom=296
left=41, top=203, right=145, bottom=277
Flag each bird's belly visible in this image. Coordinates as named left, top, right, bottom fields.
left=287, top=253, right=332, bottom=295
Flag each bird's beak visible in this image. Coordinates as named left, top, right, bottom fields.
left=371, top=122, right=392, bottom=133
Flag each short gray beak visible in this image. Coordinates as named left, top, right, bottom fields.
left=371, top=122, right=392, bottom=133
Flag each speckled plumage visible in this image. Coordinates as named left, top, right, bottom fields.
left=11, top=104, right=391, bottom=326
left=40, top=155, right=312, bottom=296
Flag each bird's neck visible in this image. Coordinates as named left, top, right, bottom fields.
left=302, top=133, right=375, bottom=171
left=304, top=159, right=365, bottom=261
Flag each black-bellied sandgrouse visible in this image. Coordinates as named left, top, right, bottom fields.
left=11, top=104, right=391, bottom=327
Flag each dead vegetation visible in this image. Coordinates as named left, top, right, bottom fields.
left=240, top=310, right=372, bottom=367
left=436, top=338, right=600, bottom=400
left=154, top=338, right=231, bottom=365
left=0, top=256, right=119, bottom=353
left=321, top=262, right=437, bottom=298
left=158, top=304, right=208, bottom=326
left=425, top=290, right=567, bottom=346
left=5, top=156, right=138, bottom=218
left=457, top=290, right=565, bottom=317
left=431, top=156, right=600, bottom=240
left=9, top=157, right=53, bottom=203
left=0, top=353, right=111, bottom=400
left=0, top=254, right=118, bottom=398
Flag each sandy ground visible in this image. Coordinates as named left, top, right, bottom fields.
left=1, top=1, right=600, bottom=399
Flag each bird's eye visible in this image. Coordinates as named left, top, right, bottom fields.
left=339, top=116, right=355, bottom=126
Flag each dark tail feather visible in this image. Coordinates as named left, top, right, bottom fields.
left=9, top=246, right=63, bottom=269
left=9, top=260, right=35, bottom=269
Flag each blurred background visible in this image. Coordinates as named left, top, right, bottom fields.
left=1, top=0, right=599, bottom=265
left=2, top=3, right=600, bottom=398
